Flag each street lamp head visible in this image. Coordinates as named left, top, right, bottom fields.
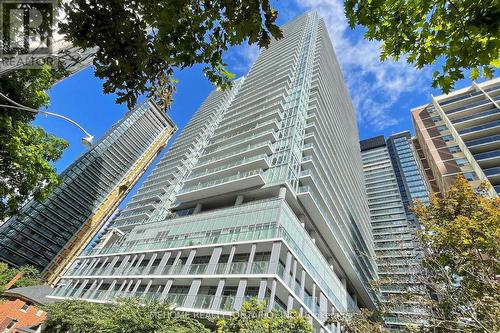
left=81, top=135, right=94, bottom=147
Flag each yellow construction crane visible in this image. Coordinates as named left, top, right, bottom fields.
left=43, top=126, right=175, bottom=285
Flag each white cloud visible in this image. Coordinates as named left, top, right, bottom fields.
left=298, top=0, right=431, bottom=130
left=226, top=43, right=260, bottom=75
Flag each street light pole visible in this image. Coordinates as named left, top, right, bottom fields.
left=0, top=92, right=94, bottom=147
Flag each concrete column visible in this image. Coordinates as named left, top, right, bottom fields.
left=278, top=186, right=287, bottom=199
left=181, top=249, right=197, bottom=274
left=267, top=279, right=277, bottom=311
left=117, top=280, right=128, bottom=295
left=284, top=251, right=293, bottom=285
left=117, top=255, right=131, bottom=274
left=171, top=251, right=183, bottom=273
left=310, top=230, right=316, bottom=244
left=299, top=215, right=306, bottom=229
left=319, top=293, right=328, bottom=322
left=267, top=242, right=282, bottom=274
left=124, top=255, right=138, bottom=274
left=245, top=244, right=257, bottom=274
left=159, top=280, right=173, bottom=301
left=184, top=279, right=202, bottom=308
left=300, top=269, right=306, bottom=299
left=74, top=279, right=89, bottom=298
left=257, top=279, right=267, bottom=301
left=84, top=259, right=99, bottom=275
left=341, top=278, right=347, bottom=289
left=131, top=279, right=142, bottom=295
left=105, top=280, right=117, bottom=299
left=134, top=254, right=146, bottom=274
left=123, top=280, right=135, bottom=297
left=211, top=280, right=225, bottom=310
left=233, top=279, right=248, bottom=310
left=105, top=256, right=120, bottom=275
left=143, top=280, right=153, bottom=296
left=193, top=203, right=203, bottom=214
left=144, top=253, right=158, bottom=274
left=291, top=259, right=298, bottom=290
left=312, top=283, right=317, bottom=314
left=96, top=258, right=109, bottom=274
left=287, top=294, right=294, bottom=312
left=353, top=293, right=358, bottom=307
left=206, top=247, right=222, bottom=274
left=90, top=280, right=104, bottom=299
left=327, top=257, right=334, bottom=271
left=84, top=280, right=98, bottom=298
left=235, top=195, right=244, bottom=206
left=154, top=252, right=172, bottom=275
left=224, top=246, right=236, bottom=274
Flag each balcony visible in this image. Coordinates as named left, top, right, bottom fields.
left=193, top=143, right=273, bottom=172
left=465, top=134, right=500, bottom=153
left=474, top=149, right=500, bottom=168
left=176, top=169, right=266, bottom=202
left=205, top=131, right=277, bottom=154
left=451, top=107, right=500, bottom=128
left=184, top=154, right=270, bottom=184
left=458, top=120, right=500, bottom=140
left=208, top=120, right=279, bottom=147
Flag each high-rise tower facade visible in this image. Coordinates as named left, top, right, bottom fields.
left=0, top=99, right=175, bottom=282
left=49, top=12, right=378, bottom=332
left=386, top=132, right=431, bottom=225
left=360, top=136, right=427, bottom=331
left=411, top=78, right=500, bottom=197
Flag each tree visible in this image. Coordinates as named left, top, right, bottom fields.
left=410, top=176, right=500, bottom=332
left=344, top=0, right=500, bottom=92
left=216, top=299, right=312, bottom=333
left=0, top=66, right=68, bottom=221
left=59, top=0, right=283, bottom=108
left=44, top=298, right=211, bottom=333
left=0, top=262, right=41, bottom=293
left=326, top=309, right=391, bottom=333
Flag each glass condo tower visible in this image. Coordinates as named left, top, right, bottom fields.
left=49, top=12, right=378, bottom=332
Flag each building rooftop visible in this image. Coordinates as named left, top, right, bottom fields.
left=360, top=135, right=386, bottom=151
left=3, top=285, right=56, bottom=305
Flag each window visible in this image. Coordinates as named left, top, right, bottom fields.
left=20, top=302, right=30, bottom=312
left=436, top=125, right=448, bottom=132
left=456, top=158, right=469, bottom=167
left=5, top=319, right=17, bottom=330
left=463, top=172, right=477, bottom=181
left=448, top=146, right=460, bottom=154
left=442, top=135, right=454, bottom=142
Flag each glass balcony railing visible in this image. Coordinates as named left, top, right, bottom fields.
left=208, top=120, right=278, bottom=146
left=458, top=120, right=500, bottom=135
left=451, top=107, right=499, bottom=124
left=196, top=142, right=272, bottom=169
left=187, top=263, right=208, bottom=274
left=219, top=295, right=236, bottom=311
left=474, top=149, right=500, bottom=161
left=164, top=293, right=187, bottom=306
left=193, top=294, right=215, bottom=309
left=465, top=134, right=500, bottom=147
left=251, top=261, right=269, bottom=274
left=179, top=169, right=264, bottom=194
left=188, top=154, right=269, bottom=180
left=445, top=97, right=491, bottom=113
left=483, top=167, right=500, bottom=176
left=205, top=132, right=276, bottom=156
left=229, top=262, right=248, bottom=274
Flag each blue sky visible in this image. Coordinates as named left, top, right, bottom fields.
left=34, top=2, right=493, bottom=207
